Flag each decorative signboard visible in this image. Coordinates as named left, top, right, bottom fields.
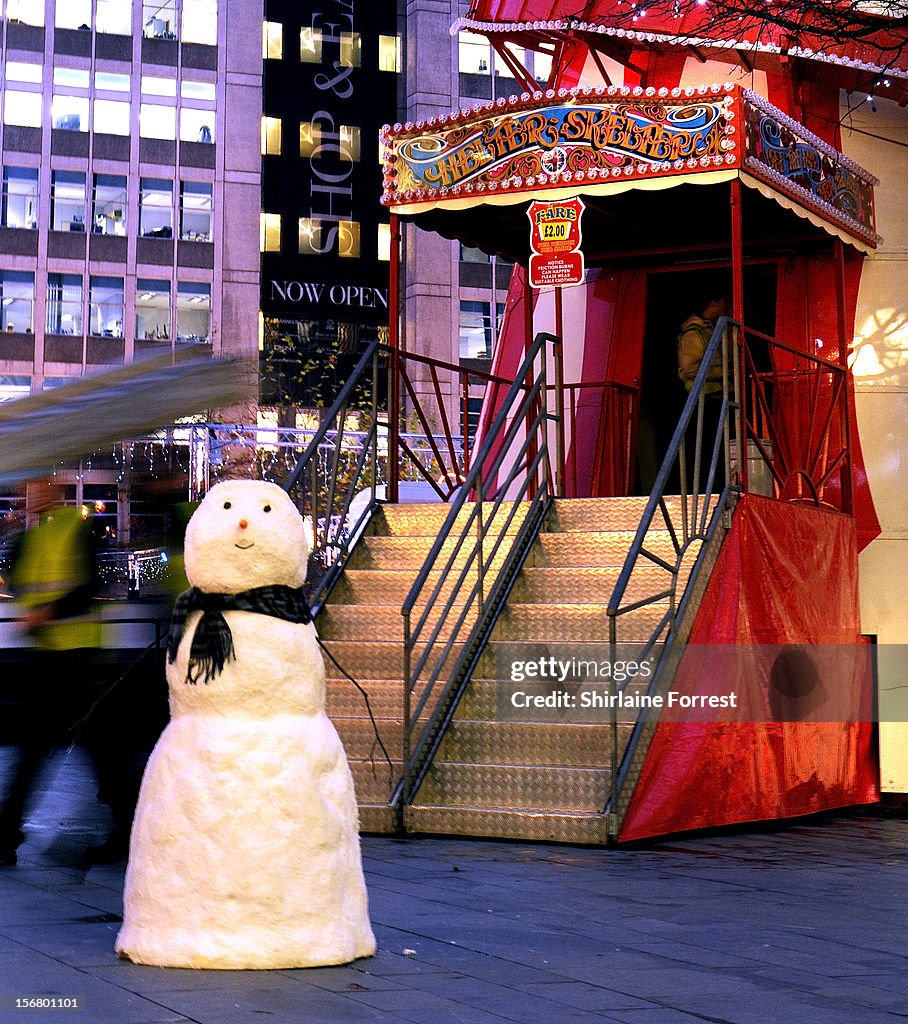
left=527, top=198, right=585, bottom=288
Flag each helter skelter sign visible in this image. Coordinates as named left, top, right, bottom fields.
left=527, top=198, right=585, bottom=289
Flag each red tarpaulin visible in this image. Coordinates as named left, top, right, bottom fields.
left=618, top=495, right=879, bottom=843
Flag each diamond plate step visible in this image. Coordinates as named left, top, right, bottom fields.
left=326, top=676, right=409, bottom=719
left=417, top=761, right=610, bottom=812
left=350, top=533, right=520, bottom=572
left=359, top=804, right=395, bottom=833
left=318, top=602, right=478, bottom=641
left=320, top=639, right=464, bottom=681
left=333, top=717, right=404, bottom=760
left=348, top=758, right=401, bottom=805
left=335, top=569, right=456, bottom=606
left=550, top=496, right=715, bottom=533
left=493, top=602, right=669, bottom=642
left=437, top=720, right=632, bottom=768
left=379, top=502, right=524, bottom=537
left=510, top=565, right=666, bottom=605
left=533, top=530, right=680, bottom=567
left=405, top=805, right=609, bottom=844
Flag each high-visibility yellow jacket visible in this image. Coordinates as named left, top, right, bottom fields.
left=8, top=507, right=102, bottom=651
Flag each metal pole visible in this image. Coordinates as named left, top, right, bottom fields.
left=834, top=239, right=855, bottom=515
left=554, top=286, right=566, bottom=498
left=523, top=269, right=538, bottom=494
left=730, top=179, right=748, bottom=495
left=389, top=213, right=401, bottom=503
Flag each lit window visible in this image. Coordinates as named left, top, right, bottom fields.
left=52, top=95, right=89, bottom=132
left=180, top=80, right=216, bottom=101
left=1, top=167, right=38, bottom=229
left=141, top=76, right=177, bottom=97
left=533, top=50, right=553, bottom=85
left=95, top=71, right=131, bottom=92
left=340, top=125, right=361, bottom=161
left=339, top=32, right=361, bottom=68
left=51, top=171, right=87, bottom=232
left=4, top=91, right=42, bottom=129
left=299, top=121, right=320, bottom=159
left=94, top=99, right=130, bottom=136
left=180, top=181, right=212, bottom=241
left=263, top=21, right=282, bottom=59
left=378, top=223, right=391, bottom=262
left=96, top=0, right=132, bottom=34
left=89, top=276, right=124, bottom=338
left=53, top=68, right=91, bottom=89
left=459, top=31, right=491, bottom=75
left=262, top=117, right=282, bottom=155
left=181, top=0, right=217, bottom=45
left=177, top=282, right=211, bottom=344
left=136, top=279, right=171, bottom=342
left=92, top=174, right=127, bottom=236
left=140, top=103, right=176, bottom=140
left=180, top=108, right=214, bottom=144
left=139, top=178, right=173, bottom=237
left=298, top=217, right=323, bottom=255
left=6, top=0, right=44, bottom=26
left=459, top=300, right=503, bottom=359
left=338, top=220, right=360, bottom=258
left=56, top=0, right=91, bottom=29
left=0, top=271, right=35, bottom=333
left=260, top=213, right=281, bottom=252
left=5, top=62, right=42, bottom=84
left=378, top=35, right=401, bottom=73
left=0, top=376, right=31, bottom=403
left=300, top=119, right=359, bottom=160
left=300, top=27, right=322, bottom=63
left=46, top=274, right=83, bottom=337
left=143, top=0, right=176, bottom=39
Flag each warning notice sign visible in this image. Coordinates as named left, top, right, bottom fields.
left=527, top=198, right=585, bottom=289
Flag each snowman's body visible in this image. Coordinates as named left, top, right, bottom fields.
left=115, top=482, right=375, bottom=969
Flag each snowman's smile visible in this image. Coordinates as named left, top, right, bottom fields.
left=234, top=539, right=255, bottom=549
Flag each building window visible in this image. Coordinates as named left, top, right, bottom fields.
left=263, top=21, right=282, bottom=59
left=459, top=31, right=491, bottom=75
left=4, top=91, right=42, bottom=129
left=136, top=279, right=171, bottom=341
left=143, top=1, right=177, bottom=38
left=298, top=217, right=323, bottom=255
left=53, top=67, right=91, bottom=89
left=51, top=171, right=87, bottom=232
left=460, top=244, right=490, bottom=264
left=177, top=282, right=211, bottom=344
left=94, top=99, right=131, bottom=136
left=0, top=271, right=35, bottom=333
left=140, top=104, right=176, bottom=140
left=1, top=168, right=38, bottom=230
left=56, top=0, right=91, bottom=29
left=180, top=181, right=212, bottom=241
left=378, top=35, right=401, bottom=73
left=6, top=0, right=44, bottom=26
left=180, top=108, right=214, bottom=144
left=0, top=376, right=31, bottom=403
left=181, top=0, right=217, bottom=45
left=96, top=0, right=132, bottom=34
left=339, top=125, right=361, bottom=162
left=339, top=32, right=361, bottom=68
left=141, top=75, right=177, bottom=97
left=459, top=301, right=504, bottom=359
left=89, top=276, right=124, bottom=338
left=300, top=119, right=359, bottom=160
left=95, top=71, right=131, bottom=92
left=46, top=274, right=83, bottom=337
left=261, top=213, right=281, bottom=253
left=92, top=175, right=127, bottom=236
left=5, top=62, right=43, bottom=84
left=181, top=80, right=216, bottom=101
left=262, top=117, right=282, bottom=155
left=300, top=27, right=322, bottom=63
left=140, top=178, right=173, bottom=237
left=378, top=223, right=391, bottom=262
left=338, top=220, right=360, bottom=259
left=52, top=95, right=89, bottom=132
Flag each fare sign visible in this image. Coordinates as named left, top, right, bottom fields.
left=527, top=198, right=586, bottom=289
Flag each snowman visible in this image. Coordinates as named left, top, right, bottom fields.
left=115, top=480, right=376, bottom=969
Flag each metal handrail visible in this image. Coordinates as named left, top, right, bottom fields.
left=395, top=332, right=559, bottom=817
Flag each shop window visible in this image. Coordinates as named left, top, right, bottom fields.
left=378, top=223, right=390, bottom=262
left=136, top=279, right=171, bottom=341
left=89, top=276, right=124, bottom=338
left=338, top=220, right=360, bottom=259
left=262, top=117, right=282, bottom=156
left=46, top=274, right=83, bottom=337
left=92, top=175, right=127, bottom=236
left=176, top=282, right=210, bottom=343
left=181, top=0, right=217, bottom=45
left=263, top=21, right=282, bottom=59
left=378, top=34, right=401, bottom=73
left=261, top=213, right=281, bottom=253
left=300, top=26, right=322, bottom=63
left=180, top=107, right=214, bottom=144
left=56, top=0, right=91, bottom=29
left=51, top=171, right=87, bottom=232
left=139, top=178, right=173, bottom=237
left=4, top=91, right=42, bottom=129
left=5, top=62, right=42, bottom=84
left=140, top=103, right=176, bottom=140
left=179, top=181, right=212, bottom=241
left=181, top=80, right=215, bottom=101
left=94, top=99, right=131, bottom=136
left=96, top=0, right=132, bottom=34
left=0, top=270, right=35, bottom=333
left=1, top=168, right=38, bottom=230
left=143, top=0, right=177, bottom=38
left=6, top=0, right=44, bottom=26
left=142, top=75, right=177, bottom=97
left=52, top=95, right=89, bottom=132
left=95, top=71, right=131, bottom=92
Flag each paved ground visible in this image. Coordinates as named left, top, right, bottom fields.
left=0, top=748, right=905, bottom=1024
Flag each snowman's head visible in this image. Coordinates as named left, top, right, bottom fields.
left=184, top=480, right=308, bottom=594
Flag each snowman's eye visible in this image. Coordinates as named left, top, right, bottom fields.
left=223, top=501, right=232, bottom=509
left=263, top=504, right=272, bottom=513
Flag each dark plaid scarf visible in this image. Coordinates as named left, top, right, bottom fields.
left=167, top=585, right=312, bottom=684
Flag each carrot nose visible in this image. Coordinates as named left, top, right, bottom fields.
left=239, top=519, right=248, bottom=529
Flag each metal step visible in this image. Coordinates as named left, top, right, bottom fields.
left=550, top=495, right=714, bottom=533
left=348, top=757, right=401, bottom=805
left=493, top=602, right=669, bottom=642
left=455, top=676, right=649, bottom=721
left=437, top=719, right=632, bottom=768
left=405, top=804, right=609, bottom=844
left=533, top=529, right=678, bottom=567
left=320, top=639, right=464, bottom=680
left=335, top=568, right=455, bottom=606
left=359, top=804, right=396, bottom=833
left=378, top=502, right=523, bottom=537
left=318, top=602, right=478, bottom=641
left=509, top=565, right=666, bottom=605
left=349, top=534, right=518, bottom=572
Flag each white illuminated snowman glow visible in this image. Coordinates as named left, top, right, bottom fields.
left=115, top=480, right=376, bottom=969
